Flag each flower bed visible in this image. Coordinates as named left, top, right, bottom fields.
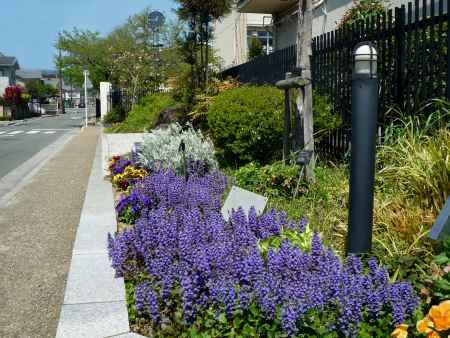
left=107, top=152, right=422, bottom=337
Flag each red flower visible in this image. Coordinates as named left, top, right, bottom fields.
left=3, top=86, right=24, bottom=105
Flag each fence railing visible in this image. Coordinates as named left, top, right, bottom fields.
left=109, top=87, right=170, bottom=116
left=222, top=45, right=297, bottom=85
left=222, top=0, right=450, bottom=157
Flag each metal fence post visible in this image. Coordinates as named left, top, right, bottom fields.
left=395, top=6, right=406, bottom=110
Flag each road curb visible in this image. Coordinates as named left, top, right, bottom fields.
left=55, top=133, right=146, bottom=338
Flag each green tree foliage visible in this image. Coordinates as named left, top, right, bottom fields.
left=25, top=80, right=58, bottom=100
left=175, top=0, right=233, bottom=92
left=55, top=7, right=183, bottom=92
left=56, top=29, right=110, bottom=89
left=248, top=38, right=264, bottom=60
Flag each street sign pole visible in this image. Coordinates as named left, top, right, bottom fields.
left=84, top=70, right=88, bottom=128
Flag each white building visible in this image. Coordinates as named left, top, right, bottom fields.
left=213, top=4, right=273, bottom=69
left=238, top=0, right=423, bottom=52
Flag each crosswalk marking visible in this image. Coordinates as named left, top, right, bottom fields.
left=0, top=130, right=62, bottom=136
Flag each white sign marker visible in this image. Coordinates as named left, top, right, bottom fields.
left=221, top=186, right=268, bottom=222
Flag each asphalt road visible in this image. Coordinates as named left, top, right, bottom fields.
left=0, top=127, right=100, bottom=338
left=0, top=113, right=86, bottom=179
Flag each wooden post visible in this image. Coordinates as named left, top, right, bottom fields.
left=296, top=0, right=315, bottom=182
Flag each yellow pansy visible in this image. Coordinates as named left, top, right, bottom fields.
left=391, top=324, right=409, bottom=338
left=429, top=300, right=450, bottom=332
left=417, top=316, right=434, bottom=334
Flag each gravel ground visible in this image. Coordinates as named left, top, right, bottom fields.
left=0, top=127, right=99, bottom=338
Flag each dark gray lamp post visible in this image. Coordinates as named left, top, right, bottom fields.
left=347, top=42, right=379, bottom=255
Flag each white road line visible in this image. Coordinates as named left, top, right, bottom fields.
left=8, top=131, right=24, bottom=135
left=26, top=131, right=40, bottom=134
left=44, top=131, right=56, bottom=134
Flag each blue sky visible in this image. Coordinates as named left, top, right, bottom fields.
left=0, top=0, right=176, bottom=70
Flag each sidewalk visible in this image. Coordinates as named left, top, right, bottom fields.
left=0, top=127, right=99, bottom=338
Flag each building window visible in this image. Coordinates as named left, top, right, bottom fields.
left=247, top=30, right=273, bottom=55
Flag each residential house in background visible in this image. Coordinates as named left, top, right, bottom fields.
left=0, top=52, right=20, bottom=95
left=16, top=69, right=43, bottom=87
left=237, top=0, right=411, bottom=52
left=213, top=3, right=272, bottom=69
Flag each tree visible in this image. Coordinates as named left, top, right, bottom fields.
left=56, top=28, right=110, bottom=89
left=55, top=8, right=183, bottom=96
left=25, top=80, right=58, bottom=101
left=176, top=0, right=233, bottom=90
left=248, top=38, right=264, bottom=60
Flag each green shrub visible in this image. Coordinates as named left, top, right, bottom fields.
left=103, top=108, right=124, bottom=124
left=234, top=162, right=304, bottom=198
left=107, top=93, right=176, bottom=133
left=208, top=85, right=284, bottom=166
left=313, top=94, right=343, bottom=140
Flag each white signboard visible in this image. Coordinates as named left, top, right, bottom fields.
left=221, top=186, right=268, bottom=222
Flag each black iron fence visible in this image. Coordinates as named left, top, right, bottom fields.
left=222, top=0, right=450, bottom=157
left=109, top=87, right=170, bottom=116
left=222, top=45, right=297, bottom=85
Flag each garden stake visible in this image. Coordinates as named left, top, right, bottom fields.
left=179, top=139, right=188, bottom=181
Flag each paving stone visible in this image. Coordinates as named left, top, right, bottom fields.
left=64, top=253, right=125, bottom=304
left=56, top=301, right=129, bottom=338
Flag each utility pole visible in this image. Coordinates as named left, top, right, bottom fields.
left=296, top=0, right=315, bottom=182
left=58, top=46, right=65, bottom=114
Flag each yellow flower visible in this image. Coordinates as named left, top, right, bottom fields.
left=391, top=324, right=409, bottom=338
left=429, top=300, right=450, bottom=331
left=426, top=331, right=441, bottom=338
left=417, top=316, right=434, bottom=334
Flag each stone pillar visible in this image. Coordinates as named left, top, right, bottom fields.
left=99, top=82, right=112, bottom=118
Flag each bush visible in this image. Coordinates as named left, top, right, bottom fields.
left=103, top=108, right=125, bottom=124
left=313, top=94, right=343, bottom=140
left=208, top=85, right=284, bottom=166
left=138, top=123, right=217, bottom=174
left=235, top=162, right=304, bottom=198
left=107, top=93, right=176, bottom=133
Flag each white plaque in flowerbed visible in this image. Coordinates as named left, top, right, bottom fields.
left=221, top=186, right=268, bottom=222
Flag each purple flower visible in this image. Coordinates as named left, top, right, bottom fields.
left=107, top=169, right=419, bottom=336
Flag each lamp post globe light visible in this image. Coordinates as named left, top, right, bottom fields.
left=353, top=43, right=377, bottom=76
left=347, top=42, right=379, bottom=255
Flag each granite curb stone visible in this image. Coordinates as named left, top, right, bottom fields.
left=56, top=133, right=146, bottom=337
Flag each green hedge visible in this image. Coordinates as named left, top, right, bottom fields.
left=208, top=86, right=284, bottom=166
left=106, top=93, right=176, bottom=133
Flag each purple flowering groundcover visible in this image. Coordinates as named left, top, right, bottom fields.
left=107, top=166, right=419, bottom=337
